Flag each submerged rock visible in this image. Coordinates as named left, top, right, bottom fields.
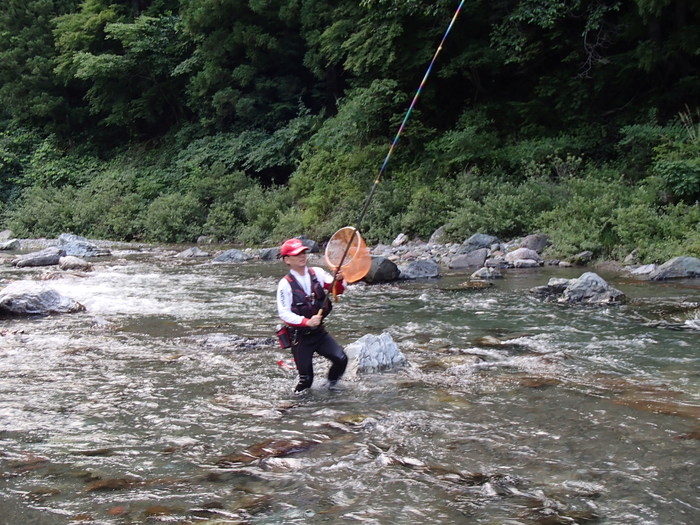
left=175, top=247, right=209, bottom=258
left=0, top=281, right=85, bottom=316
left=217, top=438, right=317, bottom=465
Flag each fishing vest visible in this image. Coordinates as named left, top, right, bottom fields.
left=285, top=268, right=331, bottom=320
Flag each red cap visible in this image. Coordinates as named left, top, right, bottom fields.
left=280, top=238, right=309, bottom=257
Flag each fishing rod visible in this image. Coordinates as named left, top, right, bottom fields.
left=320, top=0, right=466, bottom=310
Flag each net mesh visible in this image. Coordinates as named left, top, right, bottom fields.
left=324, top=227, right=371, bottom=283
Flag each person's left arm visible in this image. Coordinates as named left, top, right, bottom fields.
left=314, top=267, right=346, bottom=295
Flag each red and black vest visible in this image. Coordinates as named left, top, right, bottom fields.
left=285, top=268, right=331, bottom=319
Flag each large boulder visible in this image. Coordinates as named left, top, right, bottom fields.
left=530, top=272, right=626, bottom=305
left=12, top=247, right=65, bottom=268
left=0, top=281, right=85, bottom=316
left=259, top=247, right=281, bottom=260
left=58, top=256, right=93, bottom=271
left=213, top=249, right=251, bottom=263
left=428, top=225, right=448, bottom=245
left=398, top=259, right=440, bottom=279
left=344, top=332, right=407, bottom=378
left=519, top=234, right=550, bottom=253
left=448, top=248, right=489, bottom=269
left=363, top=256, right=400, bottom=283
left=460, top=233, right=500, bottom=254
left=0, top=239, right=20, bottom=251
left=650, top=256, right=700, bottom=280
left=175, top=247, right=209, bottom=258
left=505, top=247, right=543, bottom=266
left=58, top=234, right=111, bottom=257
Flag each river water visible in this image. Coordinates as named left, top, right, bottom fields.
left=1, top=246, right=698, bottom=525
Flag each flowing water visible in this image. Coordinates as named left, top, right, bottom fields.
left=1, top=246, right=699, bottom=525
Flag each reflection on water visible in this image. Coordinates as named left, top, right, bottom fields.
left=1, top=251, right=699, bottom=524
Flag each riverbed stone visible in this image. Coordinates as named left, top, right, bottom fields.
left=471, top=267, right=503, bottom=279
left=532, top=272, right=626, bottom=305
left=519, top=233, right=550, bottom=253
left=363, top=256, right=400, bottom=283
left=0, top=239, right=20, bottom=251
left=392, top=233, right=409, bottom=247
left=258, top=247, right=281, bottom=260
left=649, top=256, right=700, bottom=280
left=428, top=225, right=448, bottom=245
left=344, top=332, right=406, bottom=378
left=212, top=248, right=251, bottom=263
left=569, top=250, right=593, bottom=265
left=12, top=247, right=65, bottom=268
left=582, top=273, right=626, bottom=303
left=175, top=247, right=209, bottom=258
left=448, top=248, right=489, bottom=269
left=59, top=256, right=93, bottom=271
left=0, top=280, right=85, bottom=316
left=398, top=259, right=440, bottom=279
left=505, top=247, right=542, bottom=266
left=460, top=233, right=500, bottom=253
left=58, top=234, right=111, bottom=257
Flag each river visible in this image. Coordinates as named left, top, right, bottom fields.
left=1, top=245, right=698, bottom=524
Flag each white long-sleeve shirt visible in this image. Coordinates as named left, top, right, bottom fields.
left=276, top=266, right=344, bottom=327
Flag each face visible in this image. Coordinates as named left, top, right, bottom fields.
left=283, top=251, right=308, bottom=270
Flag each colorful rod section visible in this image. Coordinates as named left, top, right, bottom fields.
left=354, top=0, right=465, bottom=226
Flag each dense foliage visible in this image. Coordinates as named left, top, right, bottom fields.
left=1, top=0, right=699, bottom=262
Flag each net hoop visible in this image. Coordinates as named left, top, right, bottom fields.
left=324, top=227, right=371, bottom=283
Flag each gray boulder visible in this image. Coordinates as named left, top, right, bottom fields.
left=0, top=281, right=85, bottom=316
left=58, top=256, right=93, bottom=271
left=297, top=235, right=320, bottom=253
left=531, top=272, right=626, bottom=305
left=505, top=247, right=543, bottom=266
left=259, top=247, right=281, bottom=260
left=12, top=247, right=65, bottom=268
left=398, top=259, right=440, bottom=279
left=471, top=267, right=503, bottom=279
left=363, top=256, right=400, bottom=283
left=0, top=239, right=20, bottom=251
left=520, top=234, right=550, bottom=253
left=213, top=249, right=251, bottom=263
left=175, top=247, right=209, bottom=258
left=448, top=248, right=489, bottom=269
left=58, top=234, right=111, bottom=257
left=344, top=332, right=407, bottom=378
left=428, top=225, right=448, bottom=245
left=460, top=233, right=500, bottom=253
left=569, top=250, right=593, bottom=265
left=650, top=256, right=700, bottom=280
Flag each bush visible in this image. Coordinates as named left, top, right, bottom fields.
left=143, top=192, right=206, bottom=243
left=6, top=185, right=79, bottom=237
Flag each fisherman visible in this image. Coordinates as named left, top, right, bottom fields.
left=276, top=238, right=348, bottom=393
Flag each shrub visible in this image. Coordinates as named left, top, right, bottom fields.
left=6, top=185, right=79, bottom=237
left=143, top=192, right=206, bottom=243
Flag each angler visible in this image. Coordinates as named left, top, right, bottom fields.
left=276, top=238, right=348, bottom=393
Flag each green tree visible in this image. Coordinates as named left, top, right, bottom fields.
left=53, top=0, right=189, bottom=139
left=0, top=0, right=80, bottom=134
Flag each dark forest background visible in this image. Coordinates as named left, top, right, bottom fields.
left=1, top=0, right=698, bottom=262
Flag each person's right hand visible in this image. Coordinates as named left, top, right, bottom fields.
left=306, top=313, right=323, bottom=327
